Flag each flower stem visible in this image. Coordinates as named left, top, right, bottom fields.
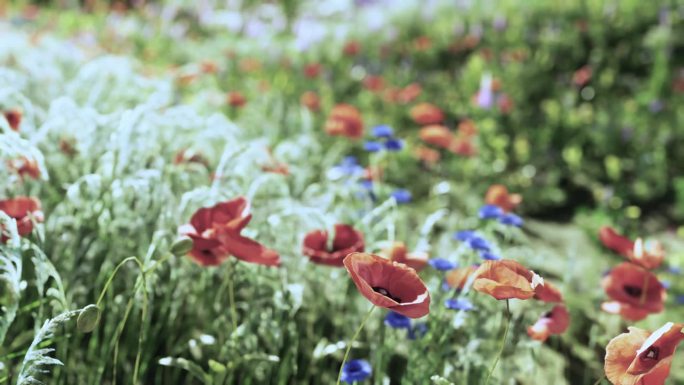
left=336, top=306, right=375, bottom=385
left=227, top=260, right=238, bottom=331
left=592, top=375, right=606, bottom=385
left=485, top=299, right=510, bottom=385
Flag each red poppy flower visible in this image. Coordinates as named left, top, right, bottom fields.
left=363, top=75, right=384, bottom=93
left=472, top=259, right=536, bottom=300
left=343, top=41, right=360, bottom=56
left=7, top=157, right=41, bottom=179
left=446, top=265, right=478, bottom=290
left=324, top=104, right=364, bottom=139
left=599, top=227, right=664, bottom=270
left=498, top=94, right=514, bottom=114
left=601, top=262, right=665, bottom=321
left=304, top=63, right=322, bottom=79
left=302, top=224, right=364, bottom=267
left=0, top=196, right=43, bottom=242
left=414, top=145, right=441, bottom=165
left=3, top=109, right=22, bottom=131
left=605, top=322, right=684, bottom=385
left=300, top=91, right=320, bottom=112
left=381, top=242, right=428, bottom=272
left=413, top=36, right=432, bottom=51
left=410, top=103, right=444, bottom=125
left=527, top=304, right=570, bottom=342
left=419, top=125, right=453, bottom=149
left=227, top=91, right=246, bottom=108
left=178, top=197, right=279, bottom=267
left=573, top=65, right=592, bottom=87
left=534, top=281, right=564, bottom=303
left=484, top=184, right=522, bottom=213
left=174, top=149, right=209, bottom=168
left=343, top=252, right=430, bottom=318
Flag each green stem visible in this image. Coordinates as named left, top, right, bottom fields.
left=336, top=306, right=375, bottom=385
left=485, top=300, right=511, bottom=385
left=227, top=260, right=238, bottom=331
left=592, top=376, right=606, bottom=385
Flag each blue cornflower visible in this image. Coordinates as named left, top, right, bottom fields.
left=453, top=230, right=476, bottom=242
left=331, top=156, right=364, bottom=178
left=479, top=251, right=501, bottom=260
left=677, top=295, right=684, bottom=305
left=384, top=311, right=411, bottom=329
left=467, top=235, right=492, bottom=251
left=668, top=266, right=681, bottom=275
left=428, top=258, right=458, bottom=271
left=499, top=213, right=523, bottom=227
left=478, top=204, right=503, bottom=219
left=341, top=359, right=372, bottom=383
left=391, top=189, right=412, bottom=204
left=444, top=298, right=474, bottom=311
left=372, top=125, right=394, bottom=138
left=359, top=179, right=374, bottom=190
left=384, top=138, right=404, bottom=151
left=661, top=280, right=671, bottom=290
left=408, top=323, right=428, bottom=340
left=364, top=141, right=383, bottom=152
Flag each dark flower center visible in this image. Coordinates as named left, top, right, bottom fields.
left=623, top=285, right=643, bottom=298
left=641, top=347, right=659, bottom=361
left=542, top=311, right=554, bottom=319
left=372, top=286, right=402, bottom=303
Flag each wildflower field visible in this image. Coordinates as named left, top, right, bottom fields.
left=1, top=0, right=684, bottom=384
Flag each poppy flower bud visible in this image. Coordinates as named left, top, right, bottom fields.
left=77, top=304, right=101, bottom=333
left=170, top=236, right=194, bottom=257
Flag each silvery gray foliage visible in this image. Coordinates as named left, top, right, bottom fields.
left=0, top=213, right=22, bottom=345
left=16, top=309, right=83, bottom=385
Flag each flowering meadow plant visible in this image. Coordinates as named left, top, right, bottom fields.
left=1, top=1, right=684, bottom=385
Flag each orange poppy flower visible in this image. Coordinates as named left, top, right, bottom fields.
left=527, top=304, right=570, bottom=342
left=419, top=125, right=453, bottom=149
left=601, top=262, right=665, bottom=321
left=599, top=226, right=664, bottom=270
left=343, top=41, right=360, bottom=56
left=484, top=184, right=522, bottom=213
left=200, top=60, right=218, bottom=74
left=410, top=103, right=444, bottom=125
left=302, top=224, right=364, bottom=267
left=0, top=196, right=43, bottom=242
left=413, top=36, right=432, bottom=51
left=304, top=63, right=322, bottom=79
left=397, top=83, right=422, bottom=104
left=605, top=322, right=684, bottom=385
left=445, top=265, right=478, bottom=290
left=343, top=252, right=430, bottom=318
left=227, top=91, right=246, bottom=108
left=178, top=197, right=279, bottom=267
left=414, top=145, right=441, bottom=165
left=457, top=119, right=477, bottom=137
left=7, top=157, right=41, bottom=179
left=324, top=104, right=364, bottom=139
left=300, top=91, right=320, bottom=112
left=260, top=148, right=289, bottom=176
left=362, top=166, right=383, bottom=182
left=381, top=242, right=428, bottom=271
left=363, top=75, right=384, bottom=93
left=448, top=137, right=477, bottom=157
left=239, top=58, right=261, bottom=73
left=3, top=109, right=22, bottom=131
left=472, top=259, right=536, bottom=300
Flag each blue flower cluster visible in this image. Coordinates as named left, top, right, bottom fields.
left=478, top=204, right=524, bottom=227
left=453, top=230, right=501, bottom=261
left=364, top=125, right=404, bottom=153
left=444, top=298, right=474, bottom=311
left=428, top=258, right=458, bottom=271
left=384, top=311, right=428, bottom=339
left=341, top=359, right=372, bottom=383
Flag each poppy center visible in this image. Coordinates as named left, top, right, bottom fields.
left=623, top=285, right=643, bottom=298
left=372, top=286, right=402, bottom=303
left=542, top=311, right=554, bottom=319
left=641, top=347, right=659, bottom=361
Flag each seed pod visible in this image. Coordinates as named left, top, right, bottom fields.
left=77, top=304, right=101, bottom=333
